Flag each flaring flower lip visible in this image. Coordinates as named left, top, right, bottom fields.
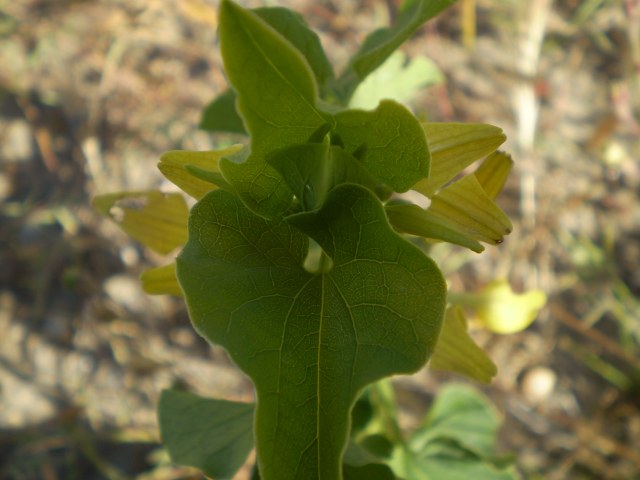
left=449, top=280, right=547, bottom=334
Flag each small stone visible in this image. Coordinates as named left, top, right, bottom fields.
left=0, top=174, right=10, bottom=201
left=521, top=366, right=557, bottom=405
left=2, top=120, right=34, bottom=163
left=0, top=373, right=56, bottom=428
left=104, top=274, right=145, bottom=314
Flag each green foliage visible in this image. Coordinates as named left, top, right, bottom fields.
left=350, top=382, right=517, bottom=480
left=159, top=385, right=516, bottom=480
left=216, top=0, right=331, bottom=217
left=333, top=100, right=430, bottom=192
left=177, top=184, right=446, bottom=478
left=94, top=0, right=520, bottom=478
left=348, top=51, right=444, bottom=110
left=331, top=0, right=456, bottom=103
left=158, top=390, right=254, bottom=479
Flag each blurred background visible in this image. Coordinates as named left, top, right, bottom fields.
left=0, top=0, right=639, bottom=478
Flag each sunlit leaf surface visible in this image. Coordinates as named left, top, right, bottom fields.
left=177, top=184, right=446, bottom=479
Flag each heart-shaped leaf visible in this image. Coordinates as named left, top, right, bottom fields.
left=176, top=184, right=446, bottom=479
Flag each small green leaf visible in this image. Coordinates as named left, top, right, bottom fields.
left=386, top=202, right=484, bottom=252
left=218, top=0, right=330, bottom=217
left=411, top=384, right=501, bottom=458
left=177, top=184, right=446, bottom=479
left=349, top=51, right=443, bottom=110
left=403, top=449, right=518, bottom=480
left=334, top=100, right=430, bottom=192
left=140, top=263, right=183, bottom=297
left=158, top=390, right=254, bottom=480
left=200, top=6, right=333, bottom=135
left=253, top=6, right=334, bottom=87
left=267, top=143, right=380, bottom=211
left=429, top=306, right=497, bottom=383
left=474, top=151, right=514, bottom=200
left=159, top=147, right=242, bottom=199
left=387, top=385, right=517, bottom=480
left=199, top=89, right=247, bottom=134
left=334, top=0, right=456, bottom=102
left=415, top=123, right=506, bottom=198
left=427, top=175, right=512, bottom=245
left=92, top=191, right=187, bottom=255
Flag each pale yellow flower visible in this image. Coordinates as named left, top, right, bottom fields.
left=449, top=280, right=547, bottom=334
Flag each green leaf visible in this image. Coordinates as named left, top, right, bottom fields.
left=92, top=191, right=188, bottom=255
left=253, top=6, right=334, bottom=87
left=429, top=306, right=497, bottom=383
left=343, top=442, right=396, bottom=480
left=176, top=184, right=446, bottom=479
left=334, top=100, right=430, bottom=192
left=199, top=89, right=247, bottom=134
left=385, top=202, right=484, bottom=253
left=140, top=263, right=183, bottom=297
left=267, top=143, right=380, bottom=211
left=387, top=385, right=517, bottom=480
left=427, top=175, right=512, bottom=246
left=474, top=151, right=514, bottom=200
left=200, top=6, right=333, bottom=135
left=401, top=449, right=517, bottom=480
left=411, top=384, right=501, bottom=458
left=159, top=147, right=242, bottom=199
left=414, top=123, right=506, bottom=198
left=334, top=0, right=456, bottom=102
left=158, top=390, right=254, bottom=480
left=349, top=51, right=443, bottom=110
left=218, top=0, right=330, bottom=217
